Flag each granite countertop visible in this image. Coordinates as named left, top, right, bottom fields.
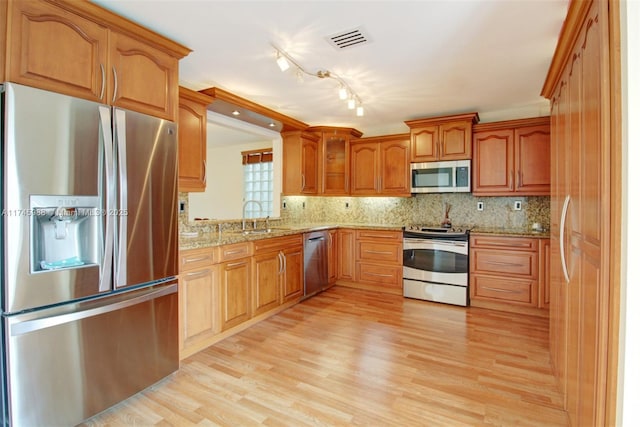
left=179, top=223, right=405, bottom=250
left=470, top=227, right=550, bottom=238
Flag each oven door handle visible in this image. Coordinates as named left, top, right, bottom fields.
left=402, top=240, right=468, bottom=255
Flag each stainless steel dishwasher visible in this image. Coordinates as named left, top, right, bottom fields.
left=303, top=230, right=328, bottom=298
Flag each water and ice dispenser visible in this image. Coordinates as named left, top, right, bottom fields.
left=30, top=195, right=102, bottom=273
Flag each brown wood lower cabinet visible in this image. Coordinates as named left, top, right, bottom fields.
left=337, top=229, right=356, bottom=281
left=220, top=257, right=252, bottom=330
left=253, top=234, right=303, bottom=314
left=178, top=247, right=220, bottom=357
left=327, top=229, right=338, bottom=285
left=178, top=236, right=303, bottom=359
left=470, top=234, right=549, bottom=316
left=337, top=229, right=402, bottom=294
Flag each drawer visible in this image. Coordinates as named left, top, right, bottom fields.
left=219, top=241, right=252, bottom=261
left=471, top=249, right=538, bottom=278
left=355, top=230, right=402, bottom=242
left=356, top=262, right=402, bottom=287
left=179, top=247, right=218, bottom=272
left=356, top=240, right=401, bottom=263
left=253, top=233, right=302, bottom=254
left=470, top=235, right=537, bottom=251
left=471, top=274, right=536, bottom=305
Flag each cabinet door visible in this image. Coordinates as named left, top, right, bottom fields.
left=351, top=143, right=379, bottom=195
left=220, top=258, right=251, bottom=330
left=379, top=139, right=410, bottom=195
left=515, top=125, right=551, bottom=195
left=282, top=246, right=303, bottom=303
left=178, top=266, right=219, bottom=352
left=410, top=125, right=438, bottom=162
left=178, top=90, right=208, bottom=192
left=109, top=31, right=178, bottom=120
left=472, top=129, right=514, bottom=195
left=327, top=229, right=338, bottom=284
left=439, top=120, right=472, bottom=160
left=252, top=252, right=281, bottom=316
left=338, top=229, right=356, bottom=281
left=322, top=134, right=349, bottom=195
left=301, top=139, right=319, bottom=194
left=7, top=1, right=108, bottom=102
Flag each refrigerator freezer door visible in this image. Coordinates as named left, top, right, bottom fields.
left=3, top=282, right=178, bottom=426
left=113, top=107, right=178, bottom=289
left=2, top=83, right=108, bottom=313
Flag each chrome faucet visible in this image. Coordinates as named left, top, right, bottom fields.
left=242, top=200, right=263, bottom=231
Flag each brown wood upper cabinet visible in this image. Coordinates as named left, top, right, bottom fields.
left=308, top=126, right=363, bottom=196
left=472, top=117, right=550, bottom=196
left=5, top=0, right=189, bottom=120
left=178, top=87, right=213, bottom=192
left=404, top=113, right=479, bottom=162
left=282, top=130, right=320, bottom=195
left=350, top=134, right=411, bottom=196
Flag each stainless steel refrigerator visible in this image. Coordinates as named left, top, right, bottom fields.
left=0, top=82, right=179, bottom=426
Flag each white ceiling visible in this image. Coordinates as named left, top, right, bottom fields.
left=93, top=0, right=569, bottom=137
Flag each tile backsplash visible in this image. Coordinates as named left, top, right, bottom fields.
left=280, top=194, right=549, bottom=230
left=180, top=191, right=549, bottom=232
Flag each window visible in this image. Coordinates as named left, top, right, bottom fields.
left=242, top=149, right=273, bottom=218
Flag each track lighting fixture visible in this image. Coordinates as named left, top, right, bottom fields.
left=271, top=43, right=364, bottom=117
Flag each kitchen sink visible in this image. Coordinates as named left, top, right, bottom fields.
left=240, top=228, right=274, bottom=235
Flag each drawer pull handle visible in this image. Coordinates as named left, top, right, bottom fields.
left=226, top=261, right=246, bottom=268
left=484, top=260, right=526, bottom=267
left=183, top=255, right=211, bottom=264
left=185, top=270, right=210, bottom=279
left=479, top=242, right=531, bottom=248
left=481, top=286, right=521, bottom=294
left=225, top=249, right=246, bottom=255
left=364, top=250, right=393, bottom=255
left=364, top=272, right=394, bottom=278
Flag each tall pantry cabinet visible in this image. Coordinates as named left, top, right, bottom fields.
left=541, top=1, right=619, bottom=426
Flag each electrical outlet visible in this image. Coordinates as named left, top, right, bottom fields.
left=302, top=201, right=306, bottom=209
left=345, top=202, right=350, bottom=209
left=178, top=200, right=186, bottom=213
left=514, top=200, right=522, bottom=211
left=282, top=201, right=287, bottom=209
left=477, top=201, right=484, bottom=211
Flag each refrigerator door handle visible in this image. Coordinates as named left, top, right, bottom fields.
left=9, top=284, right=177, bottom=337
left=114, top=108, right=128, bottom=288
left=98, top=106, right=115, bottom=293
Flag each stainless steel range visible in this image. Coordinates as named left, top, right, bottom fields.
left=402, top=225, right=470, bottom=306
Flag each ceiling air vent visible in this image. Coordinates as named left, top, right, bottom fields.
left=325, top=27, right=370, bottom=50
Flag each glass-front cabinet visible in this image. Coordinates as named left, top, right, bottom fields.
left=308, top=126, right=363, bottom=196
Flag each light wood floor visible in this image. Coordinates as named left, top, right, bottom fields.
left=81, top=286, right=568, bottom=426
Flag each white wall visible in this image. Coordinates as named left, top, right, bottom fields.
left=188, top=112, right=282, bottom=221
left=189, top=140, right=272, bottom=220
left=620, top=1, right=640, bottom=425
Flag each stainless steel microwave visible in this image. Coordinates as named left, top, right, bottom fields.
left=410, top=159, right=471, bottom=193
